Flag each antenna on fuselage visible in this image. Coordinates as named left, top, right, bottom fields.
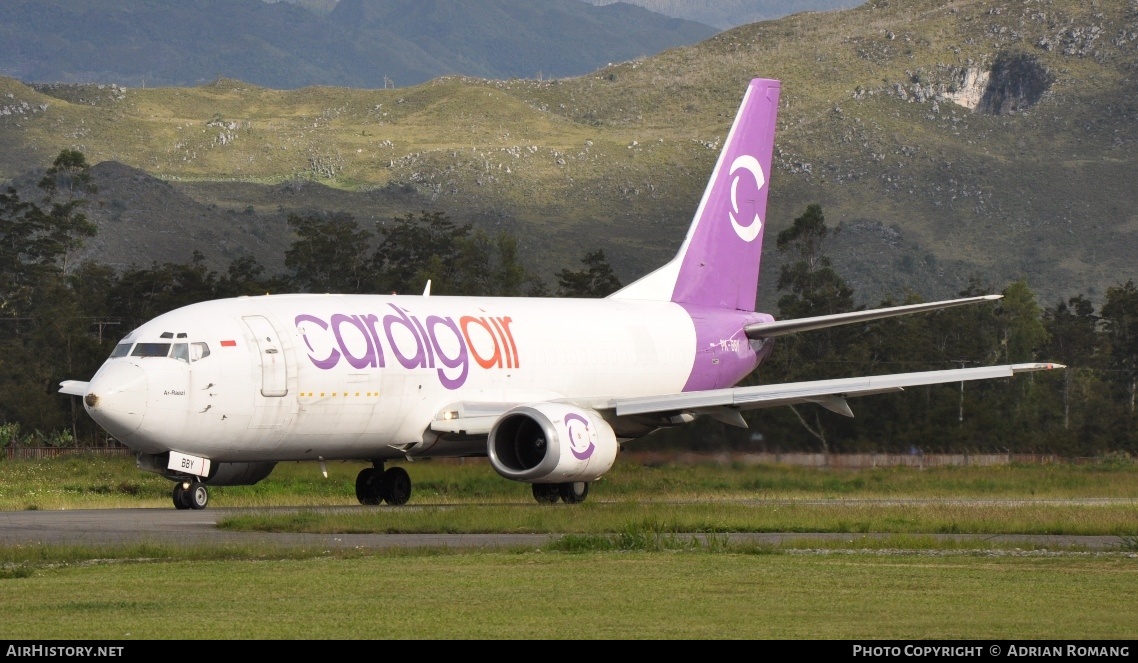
left=422, top=280, right=432, bottom=296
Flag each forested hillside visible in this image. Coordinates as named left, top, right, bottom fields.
left=2, top=153, right=1135, bottom=455
left=3, top=0, right=1138, bottom=453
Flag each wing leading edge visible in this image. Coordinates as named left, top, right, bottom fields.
left=432, top=363, right=1064, bottom=434
left=612, top=363, right=1063, bottom=426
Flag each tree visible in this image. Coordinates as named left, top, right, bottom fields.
left=951, top=277, right=1004, bottom=356
left=774, top=205, right=854, bottom=318
left=106, top=252, right=219, bottom=330
left=37, top=149, right=97, bottom=201
left=994, top=281, right=1061, bottom=449
left=556, top=249, right=621, bottom=297
left=770, top=204, right=858, bottom=377
left=765, top=204, right=858, bottom=451
left=1039, top=294, right=1106, bottom=445
left=1043, top=295, right=1098, bottom=368
left=0, top=187, right=97, bottom=316
left=1100, top=280, right=1138, bottom=416
left=0, top=151, right=99, bottom=440
left=998, top=280, right=1049, bottom=363
left=372, top=211, right=468, bottom=295
left=446, top=229, right=495, bottom=296
left=495, top=233, right=528, bottom=296
left=284, top=212, right=373, bottom=294
left=36, top=149, right=99, bottom=274
left=216, top=255, right=278, bottom=298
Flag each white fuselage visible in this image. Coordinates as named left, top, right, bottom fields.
left=84, top=294, right=762, bottom=463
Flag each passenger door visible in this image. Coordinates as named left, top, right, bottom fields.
left=242, top=315, right=288, bottom=397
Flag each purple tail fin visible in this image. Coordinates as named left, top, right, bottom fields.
left=610, top=78, right=780, bottom=311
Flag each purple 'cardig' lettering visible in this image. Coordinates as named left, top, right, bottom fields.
left=295, top=314, right=340, bottom=369
left=360, top=313, right=387, bottom=368
left=411, top=313, right=436, bottom=368
left=294, top=306, right=515, bottom=392
left=383, top=305, right=427, bottom=369
left=426, top=315, right=469, bottom=389
left=331, top=314, right=378, bottom=369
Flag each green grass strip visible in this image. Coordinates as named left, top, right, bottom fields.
left=2, top=551, right=1135, bottom=639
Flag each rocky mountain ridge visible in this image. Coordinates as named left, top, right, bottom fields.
left=0, top=0, right=716, bottom=89
left=1, top=0, right=1136, bottom=310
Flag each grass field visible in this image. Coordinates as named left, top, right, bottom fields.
left=2, top=551, right=1136, bottom=639
left=1, top=454, right=1135, bottom=639
left=5, top=453, right=1138, bottom=511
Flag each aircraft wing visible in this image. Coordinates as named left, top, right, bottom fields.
left=744, top=295, right=1002, bottom=338
left=59, top=380, right=90, bottom=396
left=611, top=363, right=1062, bottom=425
left=431, top=363, right=1063, bottom=434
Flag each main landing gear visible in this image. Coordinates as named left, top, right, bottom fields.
left=355, top=463, right=412, bottom=506
left=532, top=481, right=590, bottom=504
left=172, top=480, right=209, bottom=510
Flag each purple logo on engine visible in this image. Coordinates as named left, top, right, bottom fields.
left=564, top=413, right=595, bottom=460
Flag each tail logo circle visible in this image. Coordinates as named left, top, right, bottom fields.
left=729, top=154, right=765, bottom=242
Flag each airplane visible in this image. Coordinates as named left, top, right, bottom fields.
left=59, top=78, right=1062, bottom=510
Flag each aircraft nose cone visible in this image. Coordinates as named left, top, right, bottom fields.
left=84, top=361, right=148, bottom=440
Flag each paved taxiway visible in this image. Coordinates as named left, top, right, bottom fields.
left=0, top=506, right=1130, bottom=551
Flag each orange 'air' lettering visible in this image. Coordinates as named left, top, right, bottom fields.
left=496, top=316, right=519, bottom=369
left=460, top=316, right=502, bottom=369
left=488, top=317, right=512, bottom=368
left=493, top=316, right=521, bottom=368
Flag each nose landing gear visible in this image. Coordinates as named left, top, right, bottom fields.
left=172, top=480, right=209, bottom=510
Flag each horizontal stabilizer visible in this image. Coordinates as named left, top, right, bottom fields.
left=59, top=380, right=89, bottom=396
left=744, top=295, right=1002, bottom=339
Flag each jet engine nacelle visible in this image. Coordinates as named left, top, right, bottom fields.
left=487, top=404, right=618, bottom=483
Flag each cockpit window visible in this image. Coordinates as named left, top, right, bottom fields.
left=109, top=343, right=132, bottom=358
left=131, top=343, right=172, bottom=358
left=191, top=342, right=211, bottom=361
left=171, top=343, right=190, bottom=363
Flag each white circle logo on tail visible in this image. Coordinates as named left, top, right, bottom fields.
left=729, top=154, right=765, bottom=242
